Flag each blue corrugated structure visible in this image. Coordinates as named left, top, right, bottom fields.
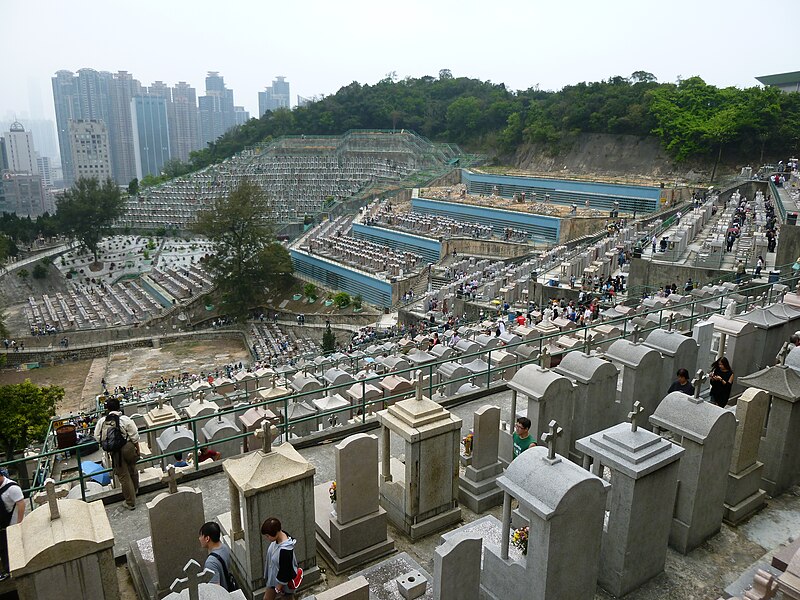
left=462, top=171, right=661, bottom=213
left=291, top=249, right=394, bottom=307
left=412, top=197, right=561, bottom=244
left=351, top=222, right=441, bottom=264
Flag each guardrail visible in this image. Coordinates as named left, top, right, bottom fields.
left=6, top=271, right=796, bottom=505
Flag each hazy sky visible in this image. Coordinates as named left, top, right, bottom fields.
left=2, top=0, right=797, bottom=123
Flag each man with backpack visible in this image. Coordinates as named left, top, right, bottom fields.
left=0, top=468, right=25, bottom=581
left=94, top=397, right=140, bottom=510
left=198, top=522, right=236, bottom=591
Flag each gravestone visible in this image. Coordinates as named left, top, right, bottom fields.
left=314, top=433, right=394, bottom=573
left=736, top=307, right=789, bottom=371
left=345, top=381, right=383, bottom=417
left=644, top=328, right=700, bottom=398
left=707, top=314, right=757, bottom=396
left=693, top=320, right=715, bottom=392
left=724, top=388, right=769, bottom=524
left=739, top=362, right=800, bottom=496
left=201, top=414, right=241, bottom=459
left=144, top=398, right=180, bottom=453
left=481, top=434, right=608, bottom=600
left=238, top=405, right=279, bottom=452
left=554, top=352, right=619, bottom=461
left=157, top=425, right=196, bottom=467
left=604, top=339, right=663, bottom=428
left=459, top=405, right=503, bottom=512
left=502, top=364, right=574, bottom=466
left=576, top=403, right=684, bottom=596
left=433, top=533, right=482, bottom=600
left=650, top=387, right=737, bottom=554
left=8, top=479, right=119, bottom=600
left=184, top=397, right=220, bottom=433
left=127, top=467, right=207, bottom=599
left=217, top=421, right=320, bottom=598
left=377, top=372, right=462, bottom=540
left=437, top=362, right=470, bottom=397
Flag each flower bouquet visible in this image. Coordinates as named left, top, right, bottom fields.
left=511, top=525, right=529, bottom=556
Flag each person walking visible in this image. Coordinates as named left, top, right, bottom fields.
left=261, top=517, right=301, bottom=599
left=755, top=255, right=764, bottom=278
left=94, top=397, right=140, bottom=510
left=736, top=261, right=746, bottom=284
left=0, top=469, right=25, bottom=581
left=199, top=522, right=234, bottom=590
left=709, top=357, right=734, bottom=408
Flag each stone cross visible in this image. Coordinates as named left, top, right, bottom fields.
left=539, top=347, right=550, bottom=369
left=169, top=559, right=213, bottom=600
left=631, top=324, right=642, bottom=343
left=540, top=419, right=563, bottom=461
left=272, top=374, right=278, bottom=388
left=777, top=342, right=791, bottom=366
left=415, top=369, right=424, bottom=401
left=666, top=313, right=675, bottom=332
left=161, top=465, right=181, bottom=494
left=692, top=369, right=707, bottom=399
left=33, top=477, right=68, bottom=520
left=628, top=401, right=644, bottom=432
left=157, top=395, right=165, bottom=411
left=254, top=418, right=276, bottom=454
left=583, top=334, right=593, bottom=355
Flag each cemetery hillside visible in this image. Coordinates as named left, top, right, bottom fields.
left=4, top=65, right=800, bottom=600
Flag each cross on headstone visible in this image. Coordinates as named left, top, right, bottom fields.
left=33, top=477, right=68, bottom=520
left=631, top=324, right=642, bottom=343
left=539, top=419, right=563, bottom=461
left=254, top=417, right=278, bottom=454
left=415, top=369, right=424, bottom=401
left=157, top=395, right=165, bottom=411
left=161, top=465, right=181, bottom=494
left=627, top=401, right=644, bottom=432
left=666, top=313, right=675, bottom=332
left=692, top=369, right=707, bottom=399
left=539, top=347, right=550, bottom=369
left=272, top=374, right=278, bottom=388
left=777, top=342, right=791, bottom=366
left=583, top=334, right=593, bottom=355
left=169, top=559, right=213, bottom=600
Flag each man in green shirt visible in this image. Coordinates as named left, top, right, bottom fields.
left=513, top=417, right=535, bottom=458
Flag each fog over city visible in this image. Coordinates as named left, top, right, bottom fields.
left=2, top=0, right=795, bottom=122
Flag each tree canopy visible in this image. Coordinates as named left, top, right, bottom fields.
left=0, top=380, right=63, bottom=462
left=183, top=71, right=800, bottom=171
left=56, top=177, right=124, bottom=261
left=191, top=179, right=293, bottom=319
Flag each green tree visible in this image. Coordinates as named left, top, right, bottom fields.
left=333, top=292, right=351, bottom=309
left=192, top=179, right=293, bottom=319
left=128, top=178, right=139, bottom=196
left=56, top=177, right=124, bottom=262
left=303, top=282, right=317, bottom=300
left=32, top=262, right=48, bottom=279
left=352, top=294, right=363, bottom=310
left=321, top=324, right=336, bottom=355
left=17, top=268, right=29, bottom=281
left=0, top=381, right=63, bottom=488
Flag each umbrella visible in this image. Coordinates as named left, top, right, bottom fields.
left=80, top=461, right=111, bottom=486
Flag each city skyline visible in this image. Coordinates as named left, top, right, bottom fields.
left=2, top=0, right=796, bottom=126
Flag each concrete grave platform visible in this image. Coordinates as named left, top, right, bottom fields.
left=350, top=552, right=434, bottom=600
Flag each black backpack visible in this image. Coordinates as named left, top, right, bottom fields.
left=100, top=413, right=128, bottom=452
left=0, top=480, right=21, bottom=529
left=209, top=552, right=239, bottom=592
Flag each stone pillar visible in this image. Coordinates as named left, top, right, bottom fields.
left=650, top=392, right=737, bottom=554
left=217, top=441, right=320, bottom=598
left=376, top=375, right=462, bottom=540
left=433, top=533, right=482, bottom=600
left=576, top=421, right=684, bottom=596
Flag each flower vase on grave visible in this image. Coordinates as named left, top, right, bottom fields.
left=329, top=480, right=337, bottom=518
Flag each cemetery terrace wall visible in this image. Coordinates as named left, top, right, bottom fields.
left=627, top=257, right=731, bottom=291
left=440, top=238, right=532, bottom=260
left=462, top=170, right=662, bottom=213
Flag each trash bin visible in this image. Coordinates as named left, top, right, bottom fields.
left=768, top=270, right=780, bottom=283
left=56, top=424, right=78, bottom=450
